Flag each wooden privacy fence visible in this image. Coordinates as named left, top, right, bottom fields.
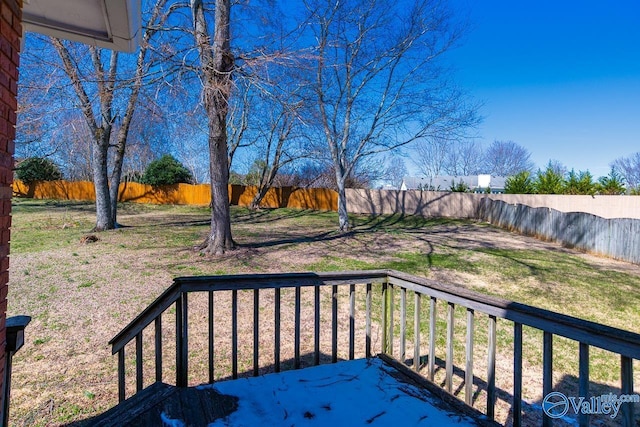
left=109, top=270, right=640, bottom=427
left=12, top=180, right=338, bottom=211
left=13, top=180, right=640, bottom=264
left=13, top=180, right=640, bottom=219
left=480, top=198, right=640, bottom=265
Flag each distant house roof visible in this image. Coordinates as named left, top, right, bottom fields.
left=401, top=175, right=507, bottom=193
left=23, top=0, right=141, bottom=52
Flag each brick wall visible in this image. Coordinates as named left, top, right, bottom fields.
left=0, top=0, right=20, bottom=413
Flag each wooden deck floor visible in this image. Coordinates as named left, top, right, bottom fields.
left=73, top=381, right=238, bottom=426
left=73, top=356, right=499, bottom=426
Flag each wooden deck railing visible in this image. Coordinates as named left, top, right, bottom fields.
left=109, top=270, right=640, bottom=427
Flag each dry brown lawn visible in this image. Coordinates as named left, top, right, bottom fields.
left=7, top=200, right=640, bottom=426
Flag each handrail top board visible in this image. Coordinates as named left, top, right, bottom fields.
left=109, top=270, right=640, bottom=358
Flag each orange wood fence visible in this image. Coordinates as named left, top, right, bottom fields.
left=12, top=180, right=338, bottom=211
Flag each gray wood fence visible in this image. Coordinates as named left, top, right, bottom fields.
left=479, top=199, right=640, bottom=264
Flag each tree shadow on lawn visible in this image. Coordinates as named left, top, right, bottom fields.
left=232, top=207, right=334, bottom=225
left=12, top=199, right=97, bottom=213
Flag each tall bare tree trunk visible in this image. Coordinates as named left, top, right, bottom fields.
left=335, top=170, right=350, bottom=232
left=93, top=132, right=115, bottom=231
left=109, top=140, right=126, bottom=226
left=191, top=0, right=235, bottom=255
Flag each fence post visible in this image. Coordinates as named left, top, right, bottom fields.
left=2, top=316, right=31, bottom=426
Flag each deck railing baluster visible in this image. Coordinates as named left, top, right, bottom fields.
left=295, top=287, right=301, bottom=368
left=275, top=287, right=281, bottom=372
left=414, top=292, right=421, bottom=372
left=182, top=293, right=188, bottom=386
left=446, top=302, right=455, bottom=393
left=176, top=293, right=187, bottom=387
left=175, top=294, right=181, bottom=386
left=209, top=291, right=214, bottom=383
left=487, top=315, right=497, bottom=420
left=465, top=309, right=474, bottom=406
left=135, top=331, right=143, bottom=392
left=400, top=287, right=406, bottom=363
left=365, top=283, right=372, bottom=358
left=314, top=285, right=320, bottom=366
left=155, top=315, right=162, bottom=383
left=332, top=285, right=338, bottom=363
left=232, top=289, right=238, bottom=379
left=428, top=297, right=436, bottom=381
left=349, top=284, right=355, bottom=360
left=118, top=348, right=125, bottom=402
left=389, top=284, right=394, bottom=357
left=253, top=289, right=259, bottom=377
left=381, top=283, right=388, bottom=354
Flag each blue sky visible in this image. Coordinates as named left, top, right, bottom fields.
left=445, top=0, right=640, bottom=177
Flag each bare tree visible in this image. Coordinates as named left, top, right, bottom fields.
left=413, top=137, right=453, bottom=178
left=60, top=114, right=94, bottom=181
left=304, top=0, right=477, bottom=231
left=611, top=152, right=640, bottom=191
left=227, top=80, right=255, bottom=174
left=248, top=106, right=301, bottom=209
left=122, top=108, right=170, bottom=181
left=18, top=0, right=173, bottom=230
left=483, top=140, right=535, bottom=177
left=385, top=157, right=408, bottom=189
left=189, top=0, right=235, bottom=254
left=445, top=140, right=484, bottom=176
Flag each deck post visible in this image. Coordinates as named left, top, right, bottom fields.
left=578, top=343, right=589, bottom=427
left=542, top=332, right=553, bottom=427
left=621, top=355, right=634, bottom=427
left=174, top=292, right=189, bottom=387
left=513, top=322, right=523, bottom=427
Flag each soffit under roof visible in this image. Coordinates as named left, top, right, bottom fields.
left=22, top=0, right=140, bottom=52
